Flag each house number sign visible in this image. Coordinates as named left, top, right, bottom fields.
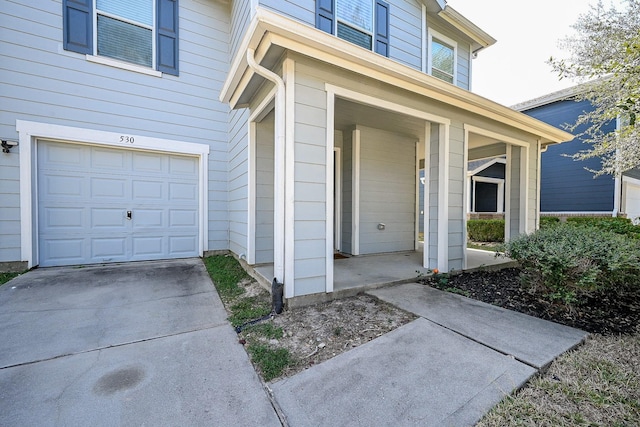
left=119, top=135, right=135, bottom=144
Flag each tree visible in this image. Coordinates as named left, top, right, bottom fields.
left=549, top=0, right=640, bottom=176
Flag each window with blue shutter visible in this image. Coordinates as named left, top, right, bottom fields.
left=316, top=0, right=389, bottom=57
left=62, top=0, right=178, bottom=75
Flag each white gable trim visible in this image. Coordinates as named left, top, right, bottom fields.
left=16, top=120, right=209, bottom=268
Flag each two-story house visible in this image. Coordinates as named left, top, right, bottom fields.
left=515, top=86, right=640, bottom=223
left=0, top=0, right=571, bottom=303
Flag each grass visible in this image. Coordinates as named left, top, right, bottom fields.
left=204, top=254, right=293, bottom=382
left=0, top=272, right=22, bottom=286
left=477, top=333, right=640, bottom=426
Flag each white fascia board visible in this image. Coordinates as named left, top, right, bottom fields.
left=438, top=6, right=496, bottom=53
left=221, top=7, right=573, bottom=145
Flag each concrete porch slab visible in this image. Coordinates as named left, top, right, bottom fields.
left=368, top=283, right=588, bottom=369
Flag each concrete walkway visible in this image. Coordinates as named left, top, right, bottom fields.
left=0, top=260, right=588, bottom=426
left=270, top=284, right=588, bottom=426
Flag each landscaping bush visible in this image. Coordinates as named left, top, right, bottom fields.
left=566, top=216, right=640, bottom=239
left=504, top=224, right=640, bottom=305
left=539, top=216, right=560, bottom=228
left=467, top=219, right=505, bottom=242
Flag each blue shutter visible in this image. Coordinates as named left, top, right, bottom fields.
left=157, top=0, right=179, bottom=75
left=374, top=0, right=389, bottom=57
left=316, top=0, right=335, bottom=34
left=63, top=0, right=93, bottom=54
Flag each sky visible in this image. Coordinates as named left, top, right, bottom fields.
left=447, top=0, right=623, bottom=106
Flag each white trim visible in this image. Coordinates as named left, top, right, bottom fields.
left=16, top=120, right=209, bottom=268
left=325, top=84, right=450, bottom=125
left=437, top=123, right=449, bottom=272
left=334, top=147, right=342, bottom=253
left=352, top=128, right=361, bottom=256
left=467, top=157, right=506, bottom=176
left=504, top=144, right=512, bottom=242
left=462, top=126, right=469, bottom=268
left=423, top=122, right=431, bottom=269
left=427, top=28, right=457, bottom=85
left=464, top=124, right=529, bottom=148
left=247, top=87, right=278, bottom=265
left=326, top=78, right=336, bottom=293
left=470, top=176, right=505, bottom=214
left=536, top=140, right=542, bottom=230
left=284, top=58, right=296, bottom=296
left=415, top=142, right=421, bottom=251
left=520, top=145, right=529, bottom=234
left=85, top=55, right=162, bottom=77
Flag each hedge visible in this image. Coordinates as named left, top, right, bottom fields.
left=467, top=219, right=505, bottom=242
left=566, top=216, right=640, bottom=239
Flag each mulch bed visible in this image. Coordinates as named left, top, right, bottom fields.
left=419, top=267, right=640, bottom=335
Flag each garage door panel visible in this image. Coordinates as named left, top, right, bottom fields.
left=169, top=182, right=197, bottom=200
left=132, top=237, right=164, bottom=257
left=169, top=210, right=197, bottom=227
left=41, top=239, right=85, bottom=264
left=41, top=174, right=84, bottom=198
left=91, top=208, right=127, bottom=228
left=170, top=156, right=198, bottom=174
left=37, top=141, right=200, bottom=267
left=91, top=237, right=127, bottom=260
left=91, top=148, right=128, bottom=171
left=169, top=236, right=198, bottom=255
left=133, top=210, right=164, bottom=227
left=42, top=207, right=85, bottom=230
left=91, top=177, right=127, bottom=199
left=40, top=144, right=84, bottom=168
left=133, top=180, right=164, bottom=199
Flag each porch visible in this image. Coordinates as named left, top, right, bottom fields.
left=252, top=248, right=514, bottom=306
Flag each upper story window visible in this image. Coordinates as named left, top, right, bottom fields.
left=63, top=0, right=179, bottom=76
left=428, top=29, right=457, bottom=84
left=316, top=0, right=389, bottom=57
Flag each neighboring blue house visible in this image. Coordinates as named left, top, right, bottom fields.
left=0, top=0, right=571, bottom=302
left=515, top=87, right=640, bottom=223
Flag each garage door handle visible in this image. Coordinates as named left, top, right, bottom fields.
left=126, top=211, right=132, bottom=220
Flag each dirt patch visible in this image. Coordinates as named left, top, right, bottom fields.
left=235, top=279, right=416, bottom=382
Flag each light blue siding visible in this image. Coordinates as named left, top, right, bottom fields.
left=259, top=0, right=315, bottom=26
left=255, top=110, right=275, bottom=263
left=388, top=0, right=422, bottom=70
left=0, top=0, right=231, bottom=262
left=456, top=43, right=470, bottom=90
left=230, top=0, right=251, bottom=61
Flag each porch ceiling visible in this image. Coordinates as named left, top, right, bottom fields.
left=334, top=98, right=426, bottom=140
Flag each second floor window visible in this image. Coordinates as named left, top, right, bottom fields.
left=96, top=0, right=154, bottom=68
left=63, top=0, right=179, bottom=75
left=428, top=29, right=457, bottom=84
left=336, top=0, right=374, bottom=50
left=316, top=0, right=389, bottom=57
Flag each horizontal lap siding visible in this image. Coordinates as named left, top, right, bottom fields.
left=358, top=126, right=415, bottom=255
left=448, top=122, right=464, bottom=268
left=389, top=0, right=422, bottom=70
left=0, top=0, right=231, bottom=261
left=254, top=110, right=275, bottom=264
left=259, top=0, right=314, bottom=26
left=294, top=64, right=327, bottom=296
left=230, top=0, right=251, bottom=61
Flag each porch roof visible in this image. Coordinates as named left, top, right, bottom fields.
left=220, top=7, right=573, bottom=146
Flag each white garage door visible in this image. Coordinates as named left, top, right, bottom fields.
left=624, top=182, right=640, bottom=224
left=37, top=141, right=200, bottom=267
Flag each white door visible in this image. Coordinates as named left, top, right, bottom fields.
left=37, top=141, right=199, bottom=267
left=624, top=182, right=640, bottom=224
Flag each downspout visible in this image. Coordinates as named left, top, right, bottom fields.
left=246, top=48, right=286, bottom=291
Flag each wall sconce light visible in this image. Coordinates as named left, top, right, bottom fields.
left=1, top=140, right=18, bottom=153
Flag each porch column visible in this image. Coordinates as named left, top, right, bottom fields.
left=505, top=144, right=528, bottom=240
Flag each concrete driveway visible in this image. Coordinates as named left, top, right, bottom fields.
left=0, top=259, right=280, bottom=426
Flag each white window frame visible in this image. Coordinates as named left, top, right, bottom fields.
left=88, top=0, right=161, bottom=77
left=336, top=0, right=375, bottom=51
left=427, top=28, right=457, bottom=84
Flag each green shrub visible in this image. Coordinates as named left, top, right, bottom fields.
left=467, top=219, right=505, bottom=242
left=539, top=216, right=560, bottom=228
left=566, top=216, right=640, bottom=239
left=504, top=224, right=640, bottom=305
